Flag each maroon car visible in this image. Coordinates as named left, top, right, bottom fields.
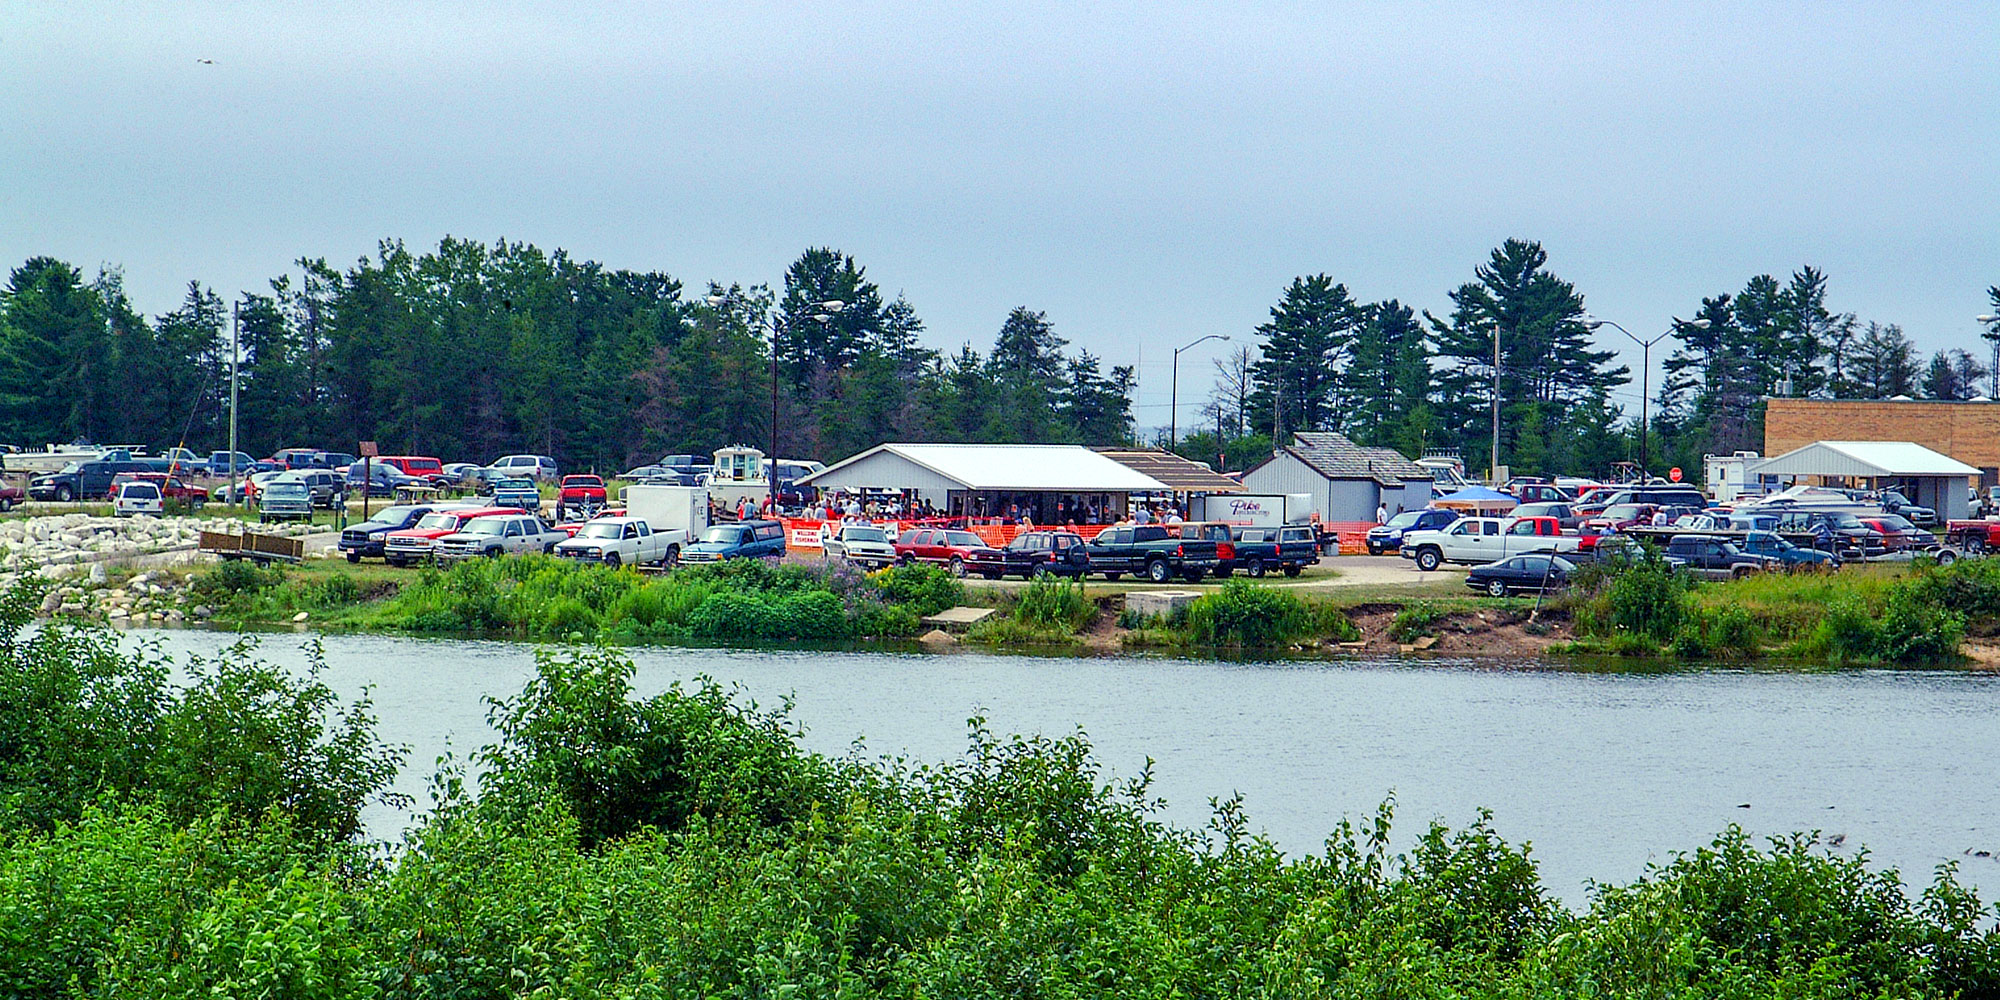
left=895, top=527, right=994, bottom=578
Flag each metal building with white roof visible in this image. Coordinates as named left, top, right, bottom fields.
left=800, top=443, right=1170, bottom=522
left=1750, top=440, right=1978, bottom=520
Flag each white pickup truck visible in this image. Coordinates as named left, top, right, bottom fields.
left=553, top=516, right=676, bottom=568
left=1399, top=515, right=1586, bottom=571
left=433, top=512, right=570, bottom=562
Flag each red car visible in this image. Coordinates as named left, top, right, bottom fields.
left=376, top=455, right=447, bottom=486
left=263, top=447, right=319, bottom=469
left=1861, top=515, right=1927, bottom=552
left=555, top=475, right=608, bottom=519
left=1583, top=503, right=1659, bottom=533
left=895, top=526, right=995, bottom=578
left=381, top=505, right=522, bottom=566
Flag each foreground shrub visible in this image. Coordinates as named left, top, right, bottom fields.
left=479, top=647, right=837, bottom=848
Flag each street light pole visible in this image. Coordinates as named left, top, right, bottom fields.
left=1490, top=319, right=1500, bottom=483
left=708, top=293, right=844, bottom=510
left=1583, top=315, right=1709, bottom=480
left=228, top=301, right=239, bottom=506
left=1979, top=314, right=2000, bottom=398
left=1170, top=333, right=1229, bottom=448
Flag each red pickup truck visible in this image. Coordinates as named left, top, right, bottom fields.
left=555, top=475, right=608, bottom=520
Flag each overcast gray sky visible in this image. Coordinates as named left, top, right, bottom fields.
left=4, top=2, right=1996, bottom=431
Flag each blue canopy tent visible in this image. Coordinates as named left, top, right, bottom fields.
left=1432, top=486, right=1519, bottom=512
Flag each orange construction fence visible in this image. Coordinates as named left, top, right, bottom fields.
left=784, top=517, right=1379, bottom=555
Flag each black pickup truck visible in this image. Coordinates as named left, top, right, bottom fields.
left=1230, top=524, right=1321, bottom=578
left=1085, top=524, right=1218, bottom=583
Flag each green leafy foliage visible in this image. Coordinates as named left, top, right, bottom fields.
left=1, top=633, right=1997, bottom=998
left=360, top=553, right=929, bottom=642
left=1011, top=575, right=1093, bottom=631
left=1183, top=579, right=1326, bottom=646
left=0, top=584, right=402, bottom=841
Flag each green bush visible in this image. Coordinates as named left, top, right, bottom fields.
left=1809, top=594, right=1885, bottom=664
left=1012, top=575, right=1093, bottom=632
left=687, top=591, right=775, bottom=641
left=873, top=564, right=963, bottom=617
left=1183, top=580, right=1314, bottom=646
left=3, top=630, right=1999, bottom=999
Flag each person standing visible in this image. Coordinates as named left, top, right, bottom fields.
left=1375, top=502, right=1388, bottom=525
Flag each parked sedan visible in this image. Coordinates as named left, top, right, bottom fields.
left=1466, top=554, right=1577, bottom=597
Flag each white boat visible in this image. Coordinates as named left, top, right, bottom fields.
left=704, top=446, right=825, bottom=511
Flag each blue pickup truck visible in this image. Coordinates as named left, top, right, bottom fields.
left=679, top=519, right=788, bottom=564
left=1365, top=508, right=1461, bottom=555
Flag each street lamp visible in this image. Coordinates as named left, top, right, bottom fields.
left=1979, top=314, right=2000, bottom=398
left=1582, top=315, right=1709, bottom=479
left=1170, top=334, right=1229, bottom=448
left=706, top=293, right=845, bottom=507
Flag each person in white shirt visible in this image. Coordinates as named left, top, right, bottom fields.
left=1376, top=503, right=1388, bottom=524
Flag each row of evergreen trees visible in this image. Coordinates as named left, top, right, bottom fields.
left=5, top=235, right=1992, bottom=479
left=1190, top=240, right=2000, bottom=479
left=0, top=242, right=1135, bottom=471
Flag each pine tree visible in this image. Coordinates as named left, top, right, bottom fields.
left=1248, top=275, right=1364, bottom=436
left=1429, top=239, right=1626, bottom=476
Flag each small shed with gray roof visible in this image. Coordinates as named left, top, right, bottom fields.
left=1237, top=432, right=1434, bottom=523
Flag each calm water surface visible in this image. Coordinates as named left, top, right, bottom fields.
left=138, top=630, right=2000, bottom=905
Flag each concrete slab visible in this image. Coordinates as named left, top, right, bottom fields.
left=922, top=606, right=997, bottom=629
left=1124, top=590, right=1203, bottom=618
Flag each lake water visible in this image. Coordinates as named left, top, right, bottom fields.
left=136, top=630, right=2000, bottom=905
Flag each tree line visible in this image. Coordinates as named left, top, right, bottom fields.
left=4, top=235, right=1992, bottom=480
left=0, top=241, right=1134, bottom=471
left=1182, top=239, right=2000, bottom=479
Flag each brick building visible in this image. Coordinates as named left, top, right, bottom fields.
left=1764, top=398, right=2000, bottom=486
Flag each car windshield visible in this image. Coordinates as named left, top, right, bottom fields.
left=843, top=527, right=889, bottom=543
left=943, top=531, right=983, bottom=546
left=697, top=527, right=743, bottom=544
left=414, top=513, right=458, bottom=530
left=372, top=506, right=419, bottom=523
left=577, top=523, right=622, bottom=539
left=464, top=519, right=508, bottom=535
left=1825, top=514, right=1865, bottom=529
left=499, top=479, right=536, bottom=490
left=1877, top=515, right=1916, bottom=531
left=567, top=477, right=603, bottom=488
left=266, top=482, right=307, bottom=497
left=1385, top=511, right=1423, bottom=528
left=1604, top=505, right=1645, bottom=518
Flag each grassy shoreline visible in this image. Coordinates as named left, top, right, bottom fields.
left=155, top=549, right=2000, bottom=667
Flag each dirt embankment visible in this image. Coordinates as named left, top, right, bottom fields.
left=1340, top=602, right=1575, bottom=656
left=1069, top=596, right=1577, bottom=657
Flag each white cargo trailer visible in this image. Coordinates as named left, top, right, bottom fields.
left=620, top=484, right=711, bottom=563
left=1189, top=492, right=1317, bottom=528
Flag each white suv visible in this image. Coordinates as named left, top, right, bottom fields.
left=113, top=481, right=164, bottom=517
left=487, top=454, right=560, bottom=481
